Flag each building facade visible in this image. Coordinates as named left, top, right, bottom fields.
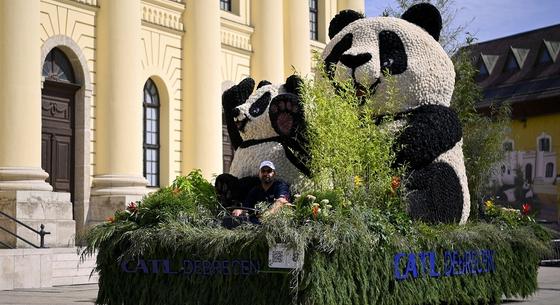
left=0, top=0, right=365, bottom=247
left=469, top=24, right=560, bottom=222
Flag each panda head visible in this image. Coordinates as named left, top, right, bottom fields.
left=232, top=76, right=304, bottom=141
left=322, top=3, right=455, bottom=111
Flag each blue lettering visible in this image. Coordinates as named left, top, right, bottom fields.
left=443, top=251, right=453, bottom=276
left=136, top=259, right=149, bottom=273
left=231, top=260, right=241, bottom=275
left=194, top=260, right=203, bottom=275
left=453, top=251, right=464, bottom=275
left=183, top=260, right=193, bottom=275
left=222, top=260, right=230, bottom=275
left=404, top=253, right=418, bottom=278
left=241, top=260, right=250, bottom=275
left=203, top=260, right=212, bottom=276
left=249, top=260, right=260, bottom=275
left=120, top=260, right=135, bottom=273
left=393, top=253, right=406, bottom=280
left=213, top=261, right=222, bottom=275
left=428, top=252, right=440, bottom=277
left=418, top=252, right=428, bottom=275
left=488, top=250, right=496, bottom=272
left=463, top=251, right=471, bottom=274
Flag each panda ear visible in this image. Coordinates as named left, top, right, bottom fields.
left=257, top=80, right=272, bottom=89
left=329, top=10, right=364, bottom=39
left=284, top=75, right=304, bottom=96
left=401, top=3, right=442, bottom=41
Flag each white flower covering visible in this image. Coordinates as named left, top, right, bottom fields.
left=322, top=17, right=455, bottom=111
left=228, top=83, right=307, bottom=187
left=322, top=14, right=470, bottom=224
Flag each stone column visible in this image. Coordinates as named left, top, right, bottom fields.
left=251, top=0, right=284, bottom=83
left=181, top=0, right=223, bottom=179
left=90, top=0, right=147, bottom=225
left=0, top=0, right=51, bottom=191
left=284, top=0, right=311, bottom=77
left=0, top=0, right=75, bottom=248
left=337, top=0, right=365, bottom=13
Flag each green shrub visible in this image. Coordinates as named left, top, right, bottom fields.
left=301, top=62, right=405, bottom=211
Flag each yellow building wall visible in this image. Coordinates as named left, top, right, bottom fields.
left=507, top=113, right=560, bottom=222
left=510, top=114, right=560, bottom=154
left=36, top=0, right=355, bottom=188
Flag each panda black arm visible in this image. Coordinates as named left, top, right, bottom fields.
left=395, top=105, right=462, bottom=170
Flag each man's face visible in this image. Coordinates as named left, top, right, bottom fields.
left=259, top=167, right=275, bottom=184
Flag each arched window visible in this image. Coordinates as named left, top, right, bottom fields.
left=143, top=79, right=160, bottom=187
left=42, top=47, right=75, bottom=83
left=546, top=163, right=554, bottom=178
left=538, top=134, right=551, bottom=152
left=525, top=163, right=533, bottom=183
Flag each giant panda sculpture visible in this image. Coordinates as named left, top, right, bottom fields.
left=215, top=76, right=310, bottom=207
left=322, top=3, right=470, bottom=224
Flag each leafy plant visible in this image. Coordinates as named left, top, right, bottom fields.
left=451, top=40, right=511, bottom=219
left=301, top=59, right=405, bottom=211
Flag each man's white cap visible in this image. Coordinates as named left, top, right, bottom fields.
left=259, top=160, right=275, bottom=170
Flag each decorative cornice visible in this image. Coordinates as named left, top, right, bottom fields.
left=220, top=18, right=253, bottom=52
left=71, top=0, right=97, bottom=7
left=142, top=0, right=185, bottom=32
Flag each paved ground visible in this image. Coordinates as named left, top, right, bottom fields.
left=502, top=266, right=560, bottom=305
left=0, top=267, right=558, bottom=305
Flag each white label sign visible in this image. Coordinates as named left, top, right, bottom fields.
left=268, top=243, right=304, bottom=269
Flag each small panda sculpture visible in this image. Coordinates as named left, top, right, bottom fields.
left=215, top=76, right=310, bottom=207
left=322, top=3, right=470, bottom=224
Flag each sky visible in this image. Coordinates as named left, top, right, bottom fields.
left=365, top=0, right=560, bottom=44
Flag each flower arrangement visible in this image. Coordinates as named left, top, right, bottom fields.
left=483, top=198, right=536, bottom=227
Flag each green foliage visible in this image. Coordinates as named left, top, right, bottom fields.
left=451, top=44, right=511, bottom=219
left=103, top=170, right=217, bottom=226
left=83, top=208, right=549, bottom=305
left=301, top=61, right=404, bottom=211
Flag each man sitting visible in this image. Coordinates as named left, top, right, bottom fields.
left=232, top=160, right=290, bottom=217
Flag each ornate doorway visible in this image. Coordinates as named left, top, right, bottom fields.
left=41, top=48, right=80, bottom=198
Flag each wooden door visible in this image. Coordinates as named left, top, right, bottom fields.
left=41, top=80, right=80, bottom=195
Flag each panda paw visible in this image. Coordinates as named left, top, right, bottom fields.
left=214, top=173, right=241, bottom=208
left=269, top=93, right=305, bottom=138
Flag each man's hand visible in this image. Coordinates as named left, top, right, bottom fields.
left=231, top=209, right=246, bottom=217
left=265, top=197, right=289, bottom=216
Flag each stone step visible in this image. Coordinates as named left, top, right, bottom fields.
left=0, top=247, right=97, bottom=291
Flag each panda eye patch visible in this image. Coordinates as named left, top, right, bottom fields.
left=324, top=33, right=353, bottom=79
left=249, top=92, right=271, bottom=117
left=379, top=30, right=407, bottom=75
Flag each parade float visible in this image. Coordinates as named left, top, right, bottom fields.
left=82, top=4, right=550, bottom=305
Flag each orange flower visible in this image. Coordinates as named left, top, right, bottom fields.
left=106, top=216, right=115, bottom=223
left=391, top=176, right=401, bottom=194
left=172, top=187, right=181, bottom=195
left=311, top=204, right=320, bottom=220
